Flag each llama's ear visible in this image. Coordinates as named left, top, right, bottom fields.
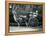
left=15, top=7, right=17, bottom=11
left=13, top=14, right=16, bottom=22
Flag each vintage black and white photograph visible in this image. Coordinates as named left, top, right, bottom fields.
left=9, top=3, right=43, bottom=32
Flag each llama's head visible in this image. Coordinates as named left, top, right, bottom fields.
left=12, top=5, right=17, bottom=15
